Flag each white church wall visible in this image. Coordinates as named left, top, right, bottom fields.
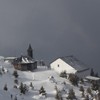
left=50, top=58, right=77, bottom=74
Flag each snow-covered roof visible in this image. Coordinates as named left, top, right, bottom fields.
left=60, top=55, right=89, bottom=71
left=5, top=57, right=17, bottom=60
left=13, top=56, right=35, bottom=64
left=86, top=76, right=100, bottom=81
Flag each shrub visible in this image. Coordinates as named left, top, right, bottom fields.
left=4, top=84, right=8, bottom=91
left=60, top=71, right=67, bottom=78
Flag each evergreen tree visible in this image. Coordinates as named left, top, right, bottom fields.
left=55, top=85, right=58, bottom=92
left=85, top=95, right=89, bottom=100
left=30, top=82, right=34, bottom=89
left=91, top=81, right=99, bottom=91
left=19, top=82, right=28, bottom=94
left=79, top=86, right=84, bottom=93
left=67, top=88, right=76, bottom=100
left=2, top=67, right=5, bottom=73
left=80, top=78, right=84, bottom=84
left=97, top=91, right=100, bottom=100
left=55, top=91, right=63, bottom=100
left=81, top=92, right=85, bottom=98
left=90, top=68, right=94, bottom=76
left=19, top=82, right=24, bottom=94
left=14, top=79, right=19, bottom=84
left=68, top=74, right=79, bottom=86
left=10, top=94, right=13, bottom=99
left=39, top=86, right=46, bottom=96
left=55, top=91, right=60, bottom=100
left=23, top=84, right=28, bottom=93
left=0, top=69, right=2, bottom=75
left=13, top=70, right=19, bottom=78
left=4, top=84, right=8, bottom=91
left=95, top=72, right=99, bottom=77
left=14, top=96, right=17, bottom=100
left=86, top=87, right=92, bottom=95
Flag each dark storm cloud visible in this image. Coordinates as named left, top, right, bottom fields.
left=0, top=0, right=100, bottom=72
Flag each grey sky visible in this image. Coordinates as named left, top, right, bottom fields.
left=0, top=0, right=100, bottom=72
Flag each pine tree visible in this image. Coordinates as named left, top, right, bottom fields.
left=0, top=70, right=2, bottom=75
left=68, top=74, right=78, bottom=86
left=14, top=79, right=19, bottom=84
left=67, top=88, right=76, bottom=100
left=4, top=84, right=8, bottom=91
left=95, top=72, right=99, bottom=77
left=97, top=91, right=100, bottom=100
left=39, top=86, right=46, bottom=96
left=79, top=86, right=84, bottom=93
left=86, top=87, right=92, bottom=95
left=2, top=67, right=5, bottom=73
left=30, top=82, right=34, bottom=89
left=85, top=95, right=89, bottom=100
left=55, top=85, right=58, bottom=92
left=55, top=91, right=60, bottom=100
left=13, top=70, right=19, bottom=78
left=91, top=81, right=99, bottom=91
left=14, top=96, right=17, bottom=100
left=90, top=68, right=94, bottom=76
left=81, top=92, right=85, bottom=98
left=80, top=78, right=84, bottom=84
left=19, top=82, right=24, bottom=93
left=23, top=84, right=28, bottom=93
left=55, top=91, right=63, bottom=100
left=19, top=82, right=27, bottom=94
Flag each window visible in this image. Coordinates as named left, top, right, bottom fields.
left=58, top=64, right=59, bottom=67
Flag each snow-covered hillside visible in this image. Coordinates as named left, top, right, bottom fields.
left=0, top=59, right=100, bottom=100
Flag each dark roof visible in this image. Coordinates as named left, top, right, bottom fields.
left=60, top=55, right=89, bottom=71
left=13, top=55, right=35, bottom=64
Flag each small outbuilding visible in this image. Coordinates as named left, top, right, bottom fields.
left=4, top=57, right=17, bottom=63
left=86, top=76, right=100, bottom=84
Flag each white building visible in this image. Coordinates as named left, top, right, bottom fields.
left=4, top=57, right=17, bottom=63
left=50, top=56, right=90, bottom=78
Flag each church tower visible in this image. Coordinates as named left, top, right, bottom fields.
left=27, top=44, right=33, bottom=59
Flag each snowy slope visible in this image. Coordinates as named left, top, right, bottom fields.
left=0, top=59, right=98, bottom=100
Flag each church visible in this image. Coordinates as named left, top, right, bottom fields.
left=50, top=55, right=90, bottom=78
left=13, top=44, right=37, bottom=71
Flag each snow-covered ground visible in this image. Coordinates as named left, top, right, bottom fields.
left=0, top=58, right=99, bottom=100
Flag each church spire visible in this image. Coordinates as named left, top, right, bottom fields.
left=27, top=44, right=33, bottom=59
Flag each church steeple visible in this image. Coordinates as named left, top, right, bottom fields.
left=27, top=44, right=33, bottom=59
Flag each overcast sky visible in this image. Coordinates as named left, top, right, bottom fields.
left=0, top=0, right=100, bottom=72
